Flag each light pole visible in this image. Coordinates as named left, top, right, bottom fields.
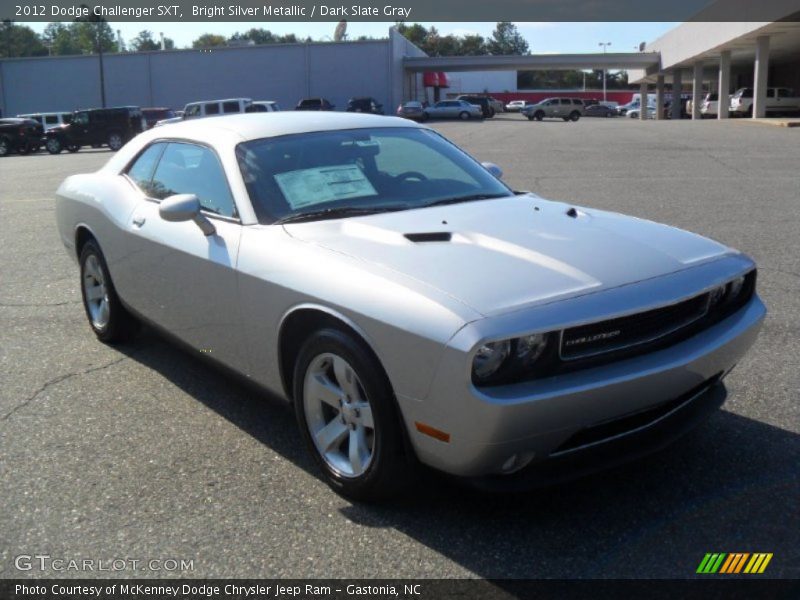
left=599, top=42, right=611, bottom=101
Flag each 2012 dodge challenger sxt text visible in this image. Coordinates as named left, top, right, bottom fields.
left=55, top=113, right=765, bottom=500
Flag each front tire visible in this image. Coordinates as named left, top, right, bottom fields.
left=294, top=328, right=411, bottom=501
left=79, top=240, right=138, bottom=343
left=459, top=111, right=470, bottom=120
left=570, top=111, right=581, bottom=121
left=534, top=111, right=544, bottom=121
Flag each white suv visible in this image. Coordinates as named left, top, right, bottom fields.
left=730, top=87, right=800, bottom=116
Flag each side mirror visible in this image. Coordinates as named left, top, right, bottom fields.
left=481, top=162, right=503, bottom=179
left=159, top=194, right=216, bottom=236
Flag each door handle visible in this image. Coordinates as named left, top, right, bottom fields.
left=132, top=216, right=146, bottom=227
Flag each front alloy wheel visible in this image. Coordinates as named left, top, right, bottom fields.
left=303, top=353, right=375, bottom=478
left=294, top=328, right=411, bottom=501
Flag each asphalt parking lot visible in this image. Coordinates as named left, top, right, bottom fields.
left=1, top=117, right=798, bottom=580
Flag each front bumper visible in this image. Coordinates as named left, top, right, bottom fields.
left=399, top=293, right=765, bottom=478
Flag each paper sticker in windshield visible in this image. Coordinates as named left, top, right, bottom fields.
left=275, top=165, right=377, bottom=209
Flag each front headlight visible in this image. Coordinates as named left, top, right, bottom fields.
left=472, top=333, right=552, bottom=384
left=472, top=340, right=511, bottom=380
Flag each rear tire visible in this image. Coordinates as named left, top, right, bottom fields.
left=570, top=111, right=581, bottom=122
left=294, top=328, right=411, bottom=501
left=46, top=137, right=62, bottom=154
left=107, top=132, right=124, bottom=151
left=79, top=240, right=138, bottom=343
left=0, top=137, right=10, bottom=157
left=534, top=111, right=544, bottom=121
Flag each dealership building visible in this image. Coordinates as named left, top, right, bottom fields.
left=1, top=7, right=799, bottom=120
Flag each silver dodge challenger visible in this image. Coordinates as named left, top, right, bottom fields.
left=55, top=112, right=765, bottom=500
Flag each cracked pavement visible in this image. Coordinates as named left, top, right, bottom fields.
left=0, top=121, right=798, bottom=580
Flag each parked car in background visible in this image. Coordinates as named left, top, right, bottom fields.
left=584, top=104, right=616, bottom=118
left=730, top=87, right=800, bottom=116
left=17, top=112, right=73, bottom=131
left=247, top=101, right=282, bottom=112
left=424, top=100, right=482, bottom=120
left=396, top=101, right=426, bottom=121
left=522, top=98, right=585, bottom=121
left=346, top=97, right=384, bottom=114
left=45, top=106, right=144, bottom=154
left=627, top=106, right=657, bottom=119
left=141, top=108, right=176, bottom=129
left=505, top=100, right=527, bottom=112
left=699, top=93, right=720, bottom=117
left=485, top=96, right=505, bottom=113
left=455, top=95, right=495, bottom=118
left=155, top=98, right=256, bottom=127
left=55, top=112, right=765, bottom=500
left=0, top=118, right=44, bottom=156
left=296, top=98, right=335, bottom=111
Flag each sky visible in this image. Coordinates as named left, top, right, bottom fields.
left=22, top=21, right=678, bottom=53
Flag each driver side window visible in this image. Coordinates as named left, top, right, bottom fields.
left=149, top=143, right=238, bottom=219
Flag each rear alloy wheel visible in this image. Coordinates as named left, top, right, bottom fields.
left=46, top=137, right=62, bottom=154
left=459, top=111, right=470, bottom=120
left=107, top=133, right=124, bottom=151
left=570, top=111, right=581, bottom=122
left=294, top=328, right=411, bottom=501
left=79, top=240, right=138, bottom=343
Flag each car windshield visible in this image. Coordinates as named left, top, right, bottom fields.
left=236, top=127, right=512, bottom=224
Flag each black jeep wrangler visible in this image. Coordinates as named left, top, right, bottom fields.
left=45, top=106, right=145, bottom=154
left=0, top=118, right=44, bottom=157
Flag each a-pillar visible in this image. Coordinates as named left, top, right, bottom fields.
left=671, top=70, right=683, bottom=120
left=753, top=35, right=770, bottom=118
left=692, top=62, right=703, bottom=119
left=718, top=50, right=731, bottom=119
left=655, top=74, right=665, bottom=120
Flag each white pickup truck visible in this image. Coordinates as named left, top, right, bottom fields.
left=730, top=87, right=800, bottom=116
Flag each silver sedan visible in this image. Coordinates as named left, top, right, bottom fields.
left=55, top=113, right=765, bottom=500
left=423, top=100, right=483, bottom=120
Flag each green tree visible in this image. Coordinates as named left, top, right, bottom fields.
left=487, top=22, right=529, bottom=55
left=130, top=30, right=173, bottom=51
left=395, top=23, right=428, bottom=48
left=0, top=20, right=48, bottom=58
left=192, top=33, right=227, bottom=49
left=458, top=34, right=487, bottom=56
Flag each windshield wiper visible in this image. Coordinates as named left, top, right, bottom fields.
left=275, top=205, right=406, bottom=225
left=422, top=193, right=509, bottom=208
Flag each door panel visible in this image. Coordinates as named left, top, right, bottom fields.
left=124, top=200, right=246, bottom=370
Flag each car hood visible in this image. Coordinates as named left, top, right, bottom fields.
left=284, top=195, right=732, bottom=317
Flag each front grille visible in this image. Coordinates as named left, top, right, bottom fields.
left=559, top=293, right=710, bottom=361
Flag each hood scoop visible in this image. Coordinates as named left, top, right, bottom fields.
left=404, top=232, right=452, bottom=243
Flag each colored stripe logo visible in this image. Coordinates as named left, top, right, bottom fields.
left=697, top=553, right=773, bottom=574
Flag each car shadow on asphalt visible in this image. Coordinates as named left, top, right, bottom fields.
left=116, top=328, right=799, bottom=579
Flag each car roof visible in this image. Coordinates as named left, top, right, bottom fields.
left=139, top=111, right=422, bottom=141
